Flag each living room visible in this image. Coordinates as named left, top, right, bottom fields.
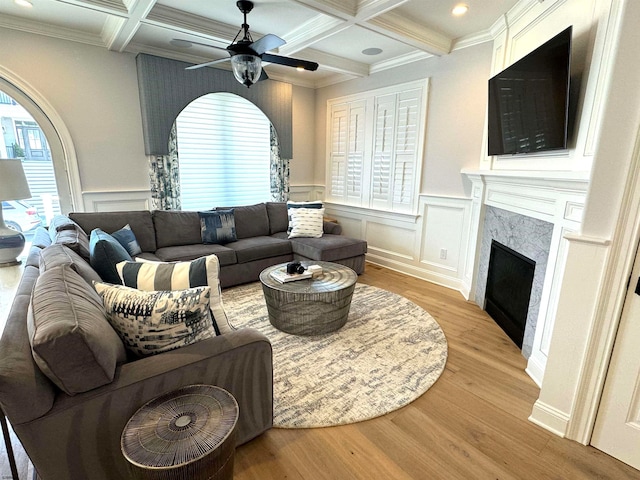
left=1, top=0, right=640, bottom=478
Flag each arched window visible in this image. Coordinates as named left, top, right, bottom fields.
left=176, top=92, right=271, bottom=210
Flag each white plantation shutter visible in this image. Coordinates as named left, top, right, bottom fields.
left=176, top=92, right=271, bottom=210
left=347, top=103, right=365, bottom=200
left=329, top=104, right=347, bottom=198
left=326, top=80, right=427, bottom=214
left=392, top=90, right=421, bottom=210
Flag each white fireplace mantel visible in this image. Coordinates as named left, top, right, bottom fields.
left=461, top=169, right=590, bottom=386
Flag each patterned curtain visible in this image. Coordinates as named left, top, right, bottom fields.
left=270, top=124, right=290, bottom=202
left=149, top=123, right=181, bottom=210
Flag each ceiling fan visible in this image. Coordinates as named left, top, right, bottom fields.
left=180, top=0, right=319, bottom=87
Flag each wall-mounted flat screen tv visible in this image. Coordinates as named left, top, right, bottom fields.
left=488, top=26, right=572, bottom=156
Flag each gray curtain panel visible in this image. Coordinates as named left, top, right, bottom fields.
left=149, top=123, right=181, bottom=210
left=270, top=124, right=290, bottom=202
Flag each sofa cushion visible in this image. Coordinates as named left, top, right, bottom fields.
left=70, top=211, right=157, bottom=253
left=111, top=224, right=143, bottom=257
left=95, top=283, right=217, bottom=357
left=52, top=227, right=91, bottom=260
left=199, top=210, right=237, bottom=244
left=227, top=236, right=292, bottom=264
left=116, top=255, right=232, bottom=334
left=39, top=244, right=102, bottom=286
left=89, top=228, right=132, bottom=284
left=27, top=265, right=127, bottom=395
left=287, top=234, right=367, bottom=262
left=222, top=203, right=269, bottom=239
left=155, top=243, right=237, bottom=266
left=266, top=202, right=289, bottom=234
left=152, top=210, right=202, bottom=248
left=288, top=207, right=325, bottom=238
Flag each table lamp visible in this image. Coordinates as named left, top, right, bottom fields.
left=0, top=158, right=32, bottom=267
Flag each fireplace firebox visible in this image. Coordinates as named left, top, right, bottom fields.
left=484, top=240, right=536, bottom=349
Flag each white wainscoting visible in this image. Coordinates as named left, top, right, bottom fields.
left=82, top=190, right=151, bottom=212
left=323, top=195, right=473, bottom=293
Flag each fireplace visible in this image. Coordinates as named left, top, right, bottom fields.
left=485, top=240, right=536, bottom=349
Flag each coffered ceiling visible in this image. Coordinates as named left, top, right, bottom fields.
left=0, top=0, right=521, bottom=87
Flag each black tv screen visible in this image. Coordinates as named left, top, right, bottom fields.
left=488, top=26, right=572, bottom=156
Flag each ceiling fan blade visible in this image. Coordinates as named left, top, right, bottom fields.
left=261, top=53, right=318, bottom=71
left=258, top=69, right=269, bottom=82
left=250, top=33, right=286, bottom=55
left=185, top=58, right=230, bottom=70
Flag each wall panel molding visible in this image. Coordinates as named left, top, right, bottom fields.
left=82, top=190, right=151, bottom=212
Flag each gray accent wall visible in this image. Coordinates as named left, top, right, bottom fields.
left=475, top=206, right=553, bottom=359
left=136, top=54, right=293, bottom=158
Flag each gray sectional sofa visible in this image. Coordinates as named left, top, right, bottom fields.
left=69, top=201, right=366, bottom=287
left=0, top=201, right=366, bottom=480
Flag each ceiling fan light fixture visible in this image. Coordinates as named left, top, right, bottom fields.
left=231, top=54, right=262, bottom=87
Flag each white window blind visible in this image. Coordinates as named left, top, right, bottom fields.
left=176, top=92, right=271, bottom=210
left=326, top=80, right=428, bottom=214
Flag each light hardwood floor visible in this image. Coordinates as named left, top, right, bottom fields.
left=1, top=262, right=639, bottom=479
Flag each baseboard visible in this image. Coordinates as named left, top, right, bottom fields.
left=528, top=399, right=569, bottom=437
left=525, top=351, right=546, bottom=387
left=366, top=255, right=465, bottom=295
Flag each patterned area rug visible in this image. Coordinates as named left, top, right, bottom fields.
left=222, top=282, right=448, bottom=428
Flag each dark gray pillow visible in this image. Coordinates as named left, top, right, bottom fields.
left=27, top=265, right=127, bottom=395
left=198, top=210, right=237, bottom=244
left=111, top=224, right=143, bottom=256
left=89, top=228, right=132, bottom=284
left=53, top=227, right=91, bottom=261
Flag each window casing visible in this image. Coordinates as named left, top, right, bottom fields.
left=326, top=79, right=428, bottom=214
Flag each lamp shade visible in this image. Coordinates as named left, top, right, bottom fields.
left=230, top=54, right=262, bottom=87
left=0, top=158, right=31, bottom=202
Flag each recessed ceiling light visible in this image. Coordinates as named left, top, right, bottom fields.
left=452, top=4, right=469, bottom=16
left=362, top=47, right=383, bottom=56
left=14, top=0, right=33, bottom=8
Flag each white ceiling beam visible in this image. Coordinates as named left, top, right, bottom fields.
left=102, top=0, right=157, bottom=52
left=364, top=10, right=452, bottom=56
left=288, top=0, right=358, bottom=19
left=54, top=0, right=127, bottom=15
left=278, top=15, right=349, bottom=56
left=142, top=4, right=242, bottom=47
left=355, top=0, right=410, bottom=21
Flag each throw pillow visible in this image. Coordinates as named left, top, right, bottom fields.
left=115, top=254, right=232, bottom=334
left=288, top=207, right=325, bottom=239
left=199, top=209, right=237, bottom=244
left=287, top=201, right=324, bottom=234
left=52, top=227, right=91, bottom=261
left=111, top=224, right=142, bottom=257
left=94, top=283, right=217, bottom=357
left=89, top=228, right=133, bottom=284
left=27, top=265, right=127, bottom=395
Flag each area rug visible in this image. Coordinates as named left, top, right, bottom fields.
left=222, top=282, right=448, bottom=428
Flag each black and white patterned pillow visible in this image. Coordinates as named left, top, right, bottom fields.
left=115, top=254, right=232, bottom=334
left=94, top=283, right=216, bottom=357
left=288, top=207, right=325, bottom=238
left=287, top=201, right=324, bottom=238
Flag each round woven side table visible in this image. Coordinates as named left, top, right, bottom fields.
left=121, top=384, right=239, bottom=480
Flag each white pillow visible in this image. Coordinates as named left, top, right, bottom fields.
left=288, top=207, right=325, bottom=238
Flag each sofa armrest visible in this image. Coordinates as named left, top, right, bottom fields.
left=323, top=220, right=342, bottom=235
left=14, top=329, right=273, bottom=480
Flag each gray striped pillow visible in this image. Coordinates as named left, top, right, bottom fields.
left=115, top=254, right=232, bottom=334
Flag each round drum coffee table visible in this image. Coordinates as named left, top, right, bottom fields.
left=259, top=261, right=357, bottom=336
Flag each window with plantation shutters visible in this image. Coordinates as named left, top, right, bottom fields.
left=176, top=92, right=271, bottom=210
left=326, top=80, right=428, bottom=214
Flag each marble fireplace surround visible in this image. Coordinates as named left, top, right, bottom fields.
left=463, top=170, right=589, bottom=386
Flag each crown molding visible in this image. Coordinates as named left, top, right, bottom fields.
left=369, top=50, right=430, bottom=74
left=0, top=14, right=105, bottom=47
